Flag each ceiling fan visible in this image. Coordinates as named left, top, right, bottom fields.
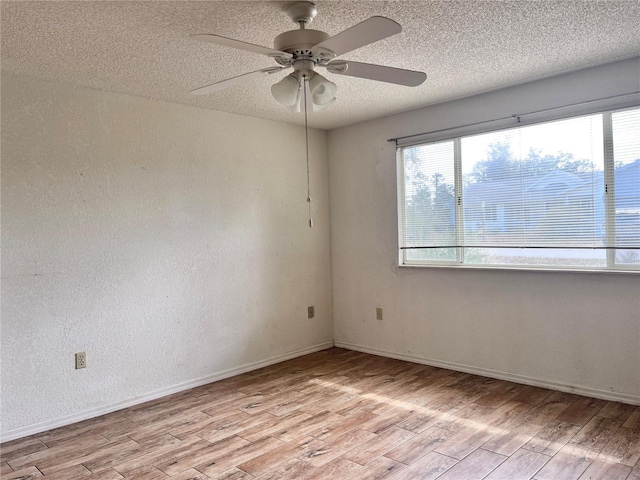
left=190, top=1, right=427, bottom=112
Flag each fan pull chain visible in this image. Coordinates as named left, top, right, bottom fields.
left=303, top=76, right=313, bottom=228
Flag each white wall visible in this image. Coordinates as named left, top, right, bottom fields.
left=1, top=74, right=333, bottom=439
left=329, top=58, right=640, bottom=404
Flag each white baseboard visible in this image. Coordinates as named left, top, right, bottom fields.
left=1, top=341, right=335, bottom=443
left=334, top=341, right=640, bottom=406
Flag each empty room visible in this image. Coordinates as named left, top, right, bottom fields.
left=1, top=1, right=639, bottom=479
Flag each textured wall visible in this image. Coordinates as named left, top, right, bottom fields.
left=329, top=58, right=640, bottom=402
left=1, top=74, right=333, bottom=436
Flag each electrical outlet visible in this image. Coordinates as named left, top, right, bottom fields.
left=376, top=307, right=383, bottom=320
left=75, top=351, right=87, bottom=369
left=308, top=306, right=315, bottom=318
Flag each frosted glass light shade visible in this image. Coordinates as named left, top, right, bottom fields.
left=308, top=72, right=337, bottom=106
left=314, top=96, right=336, bottom=110
left=271, top=74, right=300, bottom=107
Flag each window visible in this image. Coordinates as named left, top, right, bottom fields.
left=398, top=107, right=640, bottom=271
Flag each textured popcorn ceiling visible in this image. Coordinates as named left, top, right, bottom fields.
left=2, top=1, right=639, bottom=130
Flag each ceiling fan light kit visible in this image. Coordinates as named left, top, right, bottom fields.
left=190, top=1, right=427, bottom=111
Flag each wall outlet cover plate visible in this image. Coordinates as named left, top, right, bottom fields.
left=75, top=352, right=87, bottom=369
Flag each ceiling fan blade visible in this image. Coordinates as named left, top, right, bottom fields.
left=311, top=16, right=401, bottom=57
left=326, top=60, right=426, bottom=87
left=191, top=34, right=291, bottom=60
left=191, top=66, right=286, bottom=95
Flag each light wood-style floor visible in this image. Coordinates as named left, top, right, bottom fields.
left=2, top=348, right=639, bottom=480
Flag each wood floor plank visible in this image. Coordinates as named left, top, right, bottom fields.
left=39, top=431, right=110, bottom=451
left=237, top=410, right=311, bottom=443
left=576, top=456, right=632, bottom=480
left=623, top=407, right=640, bottom=429
left=534, top=444, right=598, bottom=480
left=298, top=392, right=357, bottom=416
left=433, top=447, right=506, bottom=480
left=488, top=400, right=537, bottom=431
left=483, top=448, right=550, bottom=480
left=7, top=433, right=111, bottom=472
left=393, top=407, right=442, bottom=434
left=213, top=467, right=256, bottom=479
left=434, top=419, right=501, bottom=460
left=2, top=348, right=634, bottom=480
left=117, top=466, right=168, bottom=479
left=133, top=433, right=181, bottom=450
left=194, top=411, right=276, bottom=444
left=35, top=412, right=129, bottom=446
left=237, top=436, right=324, bottom=477
left=512, top=386, right=554, bottom=406
left=522, top=420, right=583, bottom=455
left=37, top=438, right=140, bottom=475
left=0, top=437, right=48, bottom=463
left=598, top=426, right=640, bottom=466
left=433, top=401, right=528, bottom=461
left=164, top=412, right=231, bottom=441
left=155, top=435, right=250, bottom=476
left=297, top=457, right=362, bottom=480
left=2, top=465, right=44, bottom=479
left=421, top=386, right=477, bottom=413
left=326, top=428, right=376, bottom=452
left=473, top=382, right=528, bottom=409
left=358, top=455, right=406, bottom=479
left=333, top=395, right=381, bottom=416
left=525, top=391, right=581, bottom=426
left=85, top=468, right=125, bottom=479
left=384, top=426, right=453, bottom=464
left=166, top=468, right=210, bottom=480
left=305, top=428, right=377, bottom=467
left=272, top=411, right=344, bottom=442
left=1, top=461, right=14, bottom=476
left=113, top=437, right=204, bottom=477
left=567, top=416, right=621, bottom=454
left=387, top=451, right=457, bottom=480
left=556, top=397, right=607, bottom=427
left=125, top=413, right=200, bottom=443
left=342, top=427, right=415, bottom=466
left=82, top=419, right=138, bottom=443
left=482, top=421, right=544, bottom=456
left=263, top=391, right=316, bottom=417
left=38, top=464, right=92, bottom=479
left=597, top=402, right=637, bottom=423
left=431, top=402, right=496, bottom=433
left=253, top=458, right=314, bottom=480
left=626, top=462, right=640, bottom=480
left=309, top=410, right=376, bottom=441
left=194, top=436, right=284, bottom=477
left=358, top=407, right=416, bottom=435
left=77, top=439, right=146, bottom=473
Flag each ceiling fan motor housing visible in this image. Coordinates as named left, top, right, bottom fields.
left=274, top=29, right=329, bottom=55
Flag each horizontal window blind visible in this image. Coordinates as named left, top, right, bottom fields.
left=612, top=108, right=640, bottom=265
left=399, top=141, right=456, bottom=263
left=398, top=108, right=640, bottom=270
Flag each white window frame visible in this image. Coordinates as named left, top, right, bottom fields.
left=397, top=105, right=640, bottom=273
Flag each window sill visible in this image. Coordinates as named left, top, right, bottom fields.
left=399, top=263, right=640, bottom=274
